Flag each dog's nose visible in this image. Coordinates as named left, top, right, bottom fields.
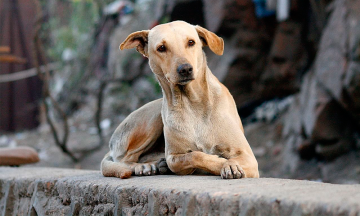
left=177, top=64, right=193, bottom=77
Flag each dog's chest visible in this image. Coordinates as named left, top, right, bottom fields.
left=163, top=108, right=227, bottom=153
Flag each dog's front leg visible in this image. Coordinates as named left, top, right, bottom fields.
left=166, top=151, right=259, bottom=179
left=223, top=154, right=259, bottom=178
left=166, top=151, right=227, bottom=176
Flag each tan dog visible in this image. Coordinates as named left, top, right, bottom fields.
left=101, top=21, right=259, bottom=179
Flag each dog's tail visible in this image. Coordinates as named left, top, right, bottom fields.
left=101, top=152, right=132, bottom=179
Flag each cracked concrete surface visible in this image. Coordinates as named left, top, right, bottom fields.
left=1, top=167, right=360, bottom=215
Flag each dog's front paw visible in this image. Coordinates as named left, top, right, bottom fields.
left=221, top=161, right=245, bottom=179
left=156, top=158, right=171, bottom=174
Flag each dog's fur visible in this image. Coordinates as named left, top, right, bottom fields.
left=101, top=21, right=259, bottom=179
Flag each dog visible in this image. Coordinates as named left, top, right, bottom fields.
left=101, top=21, right=259, bottom=179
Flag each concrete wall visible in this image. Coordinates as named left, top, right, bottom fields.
left=1, top=167, right=360, bottom=215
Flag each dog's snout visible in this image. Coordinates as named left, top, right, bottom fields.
left=177, top=64, right=193, bottom=76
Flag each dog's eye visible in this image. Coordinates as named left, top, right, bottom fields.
left=157, top=45, right=166, bottom=52
left=188, top=40, right=195, bottom=47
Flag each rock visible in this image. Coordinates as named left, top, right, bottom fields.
left=252, top=147, right=266, bottom=157
left=202, top=0, right=225, bottom=32
left=298, top=71, right=326, bottom=138
left=222, top=45, right=265, bottom=106
left=297, top=140, right=315, bottom=160
left=282, top=95, right=302, bottom=137
left=320, top=151, right=360, bottom=184
left=284, top=70, right=356, bottom=160
left=311, top=100, right=355, bottom=160
left=169, top=0, right=205, bottom=26
left=343, top=53, right=360, bottom=123
left=202, top=0, right=277, bottom=108
left=204, top=37, right=238, bottom=82
left=283, top=0, right=360, bottom=161
left=1, top=167, right=360, bottom=215
left=222, top=27, right=274, bottom=107
left=282, top=134, right=302, bottom=175
left=252, top=96, right=293, bottom=123
left=203, top=0, right=257, bottom=34
left=312, top=0, right=348, bottom=100
left=0, top=147, right=39, bottom=166
left=260, top=21, right=307, bottom=98
left=202, top=0, right=308, bottom=109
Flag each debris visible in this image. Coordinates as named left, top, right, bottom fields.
left=277, top=0, right=290, bottom=21
left=88, top=127, right=98, bottom=135
left=103, top=1, right=133, bottom=16
left=100, top=118, right=111, bottom=130
left=61, top=48, right=77, bottom=62
left=253, top=0, right=290, bottom=21
left=266, top=0, right=277, bottom=10
left=253, top=96, right=294, bottom=122
left=272, top=145, right=282, bottom=156
left=253, top=147, right=266, bottom=157
left=0, top=136, right=9, bottom=147
left=253, top=0, right=276, bottom=18
left=356, top=167, right=360, bottom=174
left=8, top=139, right=17, bottom=148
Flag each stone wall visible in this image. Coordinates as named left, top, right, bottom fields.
left=282, top=0, right=360, bottom=167
left=1, top=167, right=360, bottom=215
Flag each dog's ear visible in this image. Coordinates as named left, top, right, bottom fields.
left=195, top=25, right=224, bottom=56
left=119, top=30, right=150, bottom=57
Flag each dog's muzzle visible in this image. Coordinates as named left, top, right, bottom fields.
left=177, top=63, right=194, bottom=84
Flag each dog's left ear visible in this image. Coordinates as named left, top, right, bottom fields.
left=119, top=30, right=150, bottom=57
left=195, top=25, right=224, bottom=56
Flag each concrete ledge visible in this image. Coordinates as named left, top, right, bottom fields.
left=1, top=168, right=360, bottom=215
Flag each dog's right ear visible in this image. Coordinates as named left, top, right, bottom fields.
left=119, top=30, right=150, bottom=57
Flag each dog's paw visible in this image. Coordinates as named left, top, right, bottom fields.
left=156, top=158, right=171, bottom=174
left=221, top=161, right=245, bottom=179
left=134, top=163, right=158, bottom=176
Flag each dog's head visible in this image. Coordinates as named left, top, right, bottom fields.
left=120, top=21, right=224, bottom=85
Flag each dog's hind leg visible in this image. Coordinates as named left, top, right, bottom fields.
left=101, top=152, right=132, bottom=178
left=101, top=99, right=165, bottom=178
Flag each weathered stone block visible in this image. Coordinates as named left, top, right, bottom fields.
left=0, top=147, right=39, bottom=166
left=1, top=167, right=360, bottom=215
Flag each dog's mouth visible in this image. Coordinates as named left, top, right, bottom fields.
left=177, top=77, right=195, bottom=85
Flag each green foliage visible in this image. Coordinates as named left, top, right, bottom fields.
left=159, top=15, right=170, bottom=24
left=146, top=75, right=162, bottom=94
left=47, top=25, right=76, bottom=60
left=43, top=0, right=104, bottom=95
left=121, top=51, right=143, bottom=68
left=47, top=1, right=99, bottom=61
left=109, top=82, right=132, bottom=95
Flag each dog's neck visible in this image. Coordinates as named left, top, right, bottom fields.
left=156, top=54, right=219, bottom=110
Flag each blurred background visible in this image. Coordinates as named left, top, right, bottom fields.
left=0, top=0, right=359, bottom=184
